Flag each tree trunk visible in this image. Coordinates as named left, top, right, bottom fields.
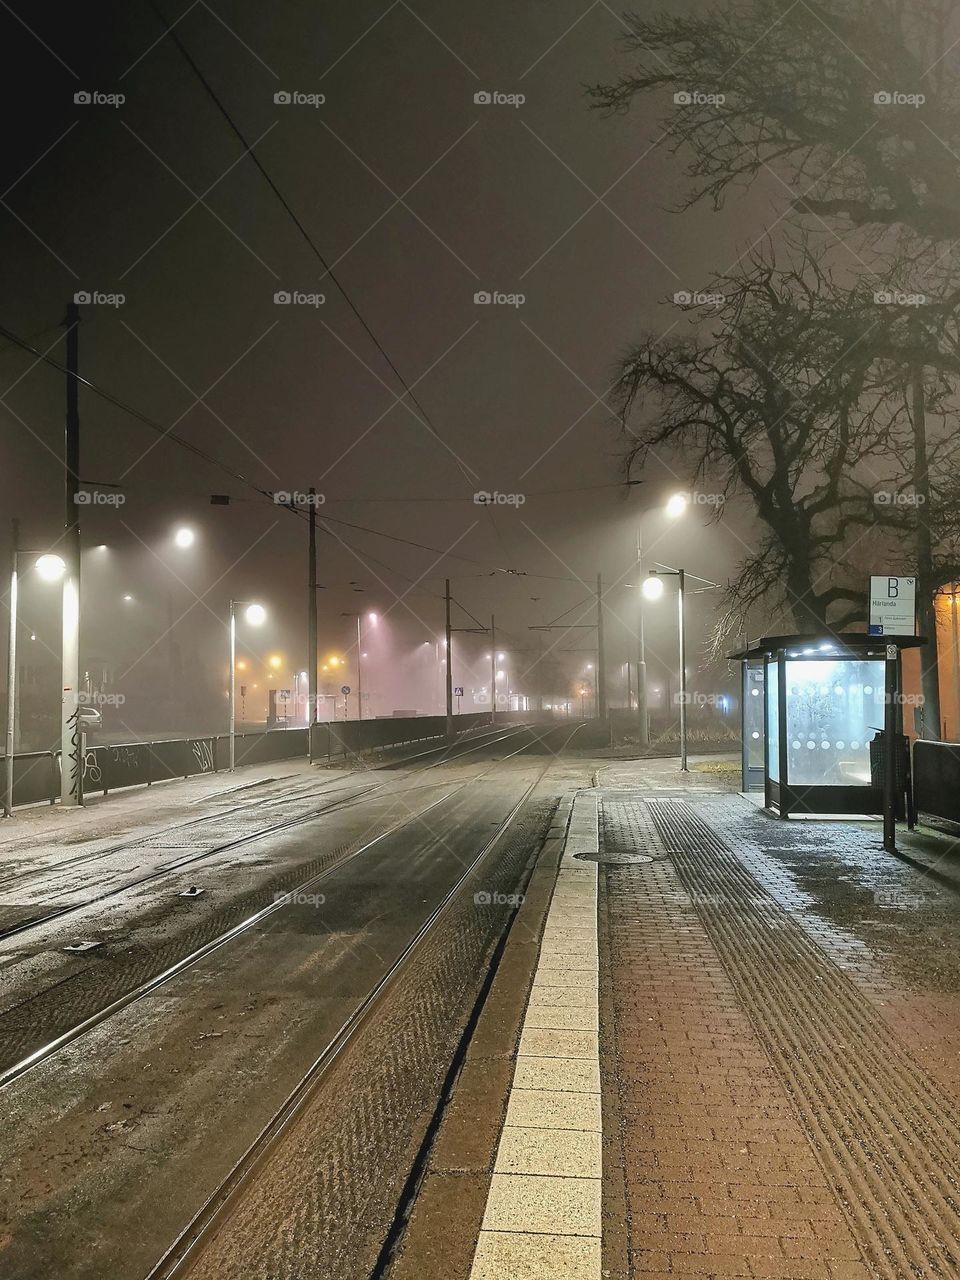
left=912, top=362, right=942, bottom=739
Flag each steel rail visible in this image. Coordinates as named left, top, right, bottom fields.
left=0, top=725, right=561, bottom=1090
left=145, top=721, right=581, bottom=1280
left=0, top=725, right=532, bottom=941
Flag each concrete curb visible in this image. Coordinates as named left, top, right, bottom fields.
left=467, top=790, right=602, bottom=1280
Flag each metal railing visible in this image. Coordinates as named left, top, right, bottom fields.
left=0, top=713, right=499, bottom=811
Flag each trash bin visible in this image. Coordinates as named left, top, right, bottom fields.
left=869, top=729, right=911, bottom=822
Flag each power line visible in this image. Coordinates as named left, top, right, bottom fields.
left=0, top=320, right=523, bottom=577
left=147, top=0, right=477, bottom=489
left=146, top=1, right=530, bottom=577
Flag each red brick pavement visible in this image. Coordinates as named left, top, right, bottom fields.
left=604, top=856, right=871, bottom=1280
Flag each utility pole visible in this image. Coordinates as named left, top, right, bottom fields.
left=61, top=302, right=82, bottom=806
left=596, top=572, right=607, bottom=721
left=356, top=613, right=363, bottom=720
left=444, top=579, right=453, bottom=740
left=307, top=488, right=318, bottom=760
left=537, top=629, right=544, bottom=714
left=490, top=613, right=496, bottom=724
left=4, top=519, right=19, bottom=819
left=912, top=361, right=941, bottom=738
left=636, top=528, right=649, bottom=745
left=883, top=643, right=898, bottom=852
left=678, top=568, right=688, bottom=772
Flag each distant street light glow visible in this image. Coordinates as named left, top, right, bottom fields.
left=174, top=526, right=196, bottom=549
left=665, top=493, right=689, bottom=518
left=642, top=576, right=665, bottom=601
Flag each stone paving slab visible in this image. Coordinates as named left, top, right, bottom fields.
left=468, top=791, right=602, bottom=1279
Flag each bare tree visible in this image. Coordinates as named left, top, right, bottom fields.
left=595, top=0, right=960, bottom=729
left=614, top=248, right=939, bottom=642
left=590, top=0, right=960, bottom=247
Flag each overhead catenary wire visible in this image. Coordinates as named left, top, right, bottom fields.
left=145, top=0, right=522, bottom=573
left=0, top=321, right=525, bottom=578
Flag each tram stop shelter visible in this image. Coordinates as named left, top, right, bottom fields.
left=730, top=633, right=925, bottom=819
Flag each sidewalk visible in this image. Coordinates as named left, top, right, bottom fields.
left=0, top=758, right=327, bottom=861
left=438, top=765, right=960, bottom=1280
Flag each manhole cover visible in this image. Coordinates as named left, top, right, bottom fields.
left=574, top=851, right=654, bottom=864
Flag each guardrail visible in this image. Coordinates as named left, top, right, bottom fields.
left=1, top=712, right=500, bottom=811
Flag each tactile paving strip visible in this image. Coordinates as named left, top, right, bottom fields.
left=648, top=797, right=960, bottom=1279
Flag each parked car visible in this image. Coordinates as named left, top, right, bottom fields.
left=77, top=705, right=102, bottom=731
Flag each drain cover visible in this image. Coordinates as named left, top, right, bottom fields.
left=574, top=851, right=654, bottom=865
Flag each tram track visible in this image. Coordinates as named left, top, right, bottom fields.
left=0, top=724, right=530, bottom=942
left=0, top=723, right=572, bottom=1091
left=145, top=720, right=582, bottom=1280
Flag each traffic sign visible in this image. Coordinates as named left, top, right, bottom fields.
left=341, top=684, right=351, bottom=695
left=454, top=686, right=464, bottom=697
left=868, top=576, right=916, bottom=635
left=279, top=688, right=291, bottom=700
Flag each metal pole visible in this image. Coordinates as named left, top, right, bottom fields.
left=883, top=643, right=898, bottom=851
left=678, top=568, right=688, bottom=771
left=4, top=520, right=18, bottom=818
left=596, top=572, right=607, bottom=720
left=490, top=614, right=496, bottom=724
left=444, top=579, right=453, bottom=740
left=636, top=529, right=649, bottom=745
left=307, top=488, right=318, bottom=761
left=356, top=614, right=363, bottom=720
left=228, top=602, right=237, bottom=771
left=61, top=302, right=82, bottom=806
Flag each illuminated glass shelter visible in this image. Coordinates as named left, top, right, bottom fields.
left=730, top=633, right=924, bottom=818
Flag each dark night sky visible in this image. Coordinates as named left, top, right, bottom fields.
left=0, top=0, right=766, bottom=723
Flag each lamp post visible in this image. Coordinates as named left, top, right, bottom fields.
left=635, top=495, right=689, bottom=748
left=341, top=611, right=376, bottom=720
left=642, top=562, right=718, bottom=772
left=4, top=525, right=66, bottom=817
left=228, top=600, right=266, bottom=770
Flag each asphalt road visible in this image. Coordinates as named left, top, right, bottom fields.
left=0, top=725, right=590, bottom=1279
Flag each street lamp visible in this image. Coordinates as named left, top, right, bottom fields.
left=5, top=531, right=66, bottom=818
left=634, top=500, right=690, bottom=750
left=173, top=526, right=196, bottom=549
left=643, top=564, right=718, bottom=772
left=340, top=611, right=372, bottom=719
left=228, top=599, right=266, bottom=770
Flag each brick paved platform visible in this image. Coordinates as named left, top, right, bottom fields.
left=599, top=787, right=960, bottom=1280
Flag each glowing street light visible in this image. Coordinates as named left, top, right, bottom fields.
left=173, top=526, right=196, bottom=549
left=35, top=554, right=67, bottom=582
left=4, top=538, right=67, bottom=818
left=341, top=611, right=371, bottom=719
left=665, top=492, right=689, bottom=519
left=642, top=566, right=718, bottom=772
left=228, top=598, right=267, bottom=769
